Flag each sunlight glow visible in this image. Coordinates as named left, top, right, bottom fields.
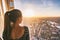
left=23, top=9, right=35, bottom=17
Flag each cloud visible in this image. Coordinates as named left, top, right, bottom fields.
left=14, top=0, right=60, bottom=17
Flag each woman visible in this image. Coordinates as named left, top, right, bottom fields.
left=3, top=9, right=30, bottom=40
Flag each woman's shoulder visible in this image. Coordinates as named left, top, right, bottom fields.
left=23, top=26, right=29, bottom=32
left=23, top=26, right=28, bottom=29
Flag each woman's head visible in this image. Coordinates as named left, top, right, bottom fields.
left=4, top=9, right=22, bottom=37
left=5, top=9, right=22, bottom=28
left=8, top=9, right=22, bottom=23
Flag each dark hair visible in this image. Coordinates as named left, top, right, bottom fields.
left=3, top=9, right=22, bottom=39
left=7, top=9, right=22, bottom=22
left=4, top=9, right=22, bottom=28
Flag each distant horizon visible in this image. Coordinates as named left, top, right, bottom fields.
left=23, top=16, right=60, bottom=18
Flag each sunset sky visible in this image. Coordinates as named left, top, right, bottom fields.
left=14, top=0, right=60, bottom=17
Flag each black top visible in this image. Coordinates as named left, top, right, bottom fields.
left=3, top=26, right=30, bottom=40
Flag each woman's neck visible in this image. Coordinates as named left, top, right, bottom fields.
left=13, top=23, right=23, bottom=29
left=11, top=25, right=25, bottom=39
